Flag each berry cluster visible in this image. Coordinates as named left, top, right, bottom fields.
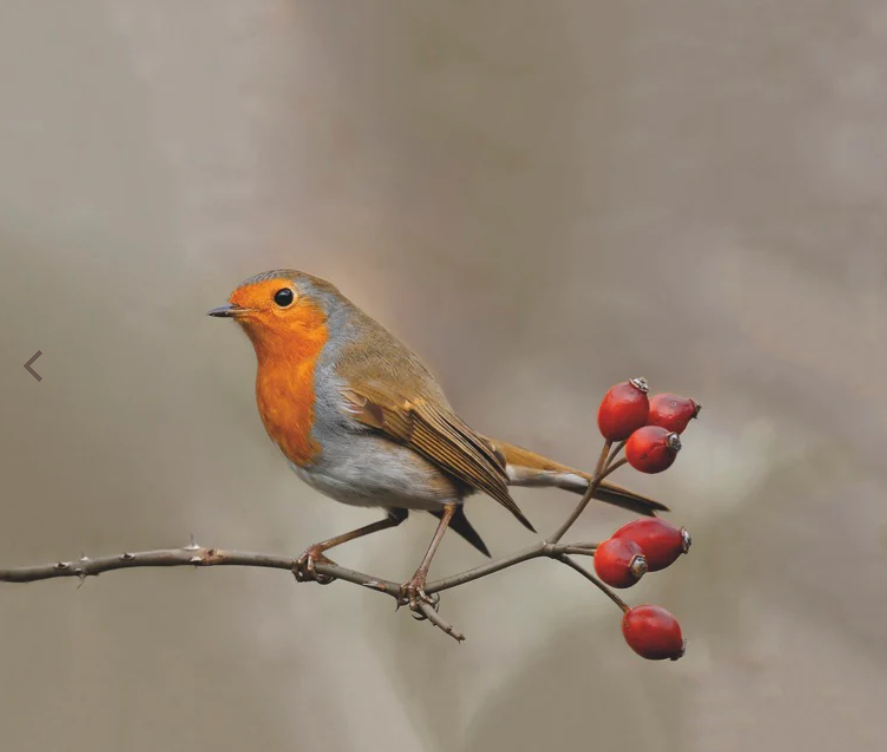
left=591, top=379, right=700, bottom=661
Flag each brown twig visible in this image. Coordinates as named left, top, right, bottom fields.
left=548, top=439, right=612, bottom=544
left=0, top=440, right=651, bottom=641
left=558, top=554, right=629, bottom=613
left=0, top=539, right=612, bottom=638
left=606, top=439, right=626, bottom=468
left=0, top=541, right=592, bottom=590
left=415, top=601, right=465, bottom=642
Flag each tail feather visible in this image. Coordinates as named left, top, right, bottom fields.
left=484, top=437, right=669, bottom=517
left=430, top=506, right=491, bottom=557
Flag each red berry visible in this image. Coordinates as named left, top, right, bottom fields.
left=648, top=393, right=701, bottom=434
left=612, top=518, right=691, bottom=572
left=597, top=378, right=650, bottom=441
left=625, top=425, right=680, bottom=474
left=622, top=605, right=685, bottom=661
left=593, top=537, right=647, bottom=588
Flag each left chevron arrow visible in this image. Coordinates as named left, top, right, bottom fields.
left=24, top=351, right=43, bottom=382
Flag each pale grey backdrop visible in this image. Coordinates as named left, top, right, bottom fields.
left=1, top=2, right=885, bottom=751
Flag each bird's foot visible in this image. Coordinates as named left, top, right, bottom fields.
left=397, top=571, right=440, bottom=616
left=293, top=546, right=337, bottom=584
left=398, top=572, right=464, bottom=641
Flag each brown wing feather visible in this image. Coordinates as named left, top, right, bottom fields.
left=344, top=382, right=536, bottom=532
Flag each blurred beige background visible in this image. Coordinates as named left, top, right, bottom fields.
left=1, top=1, right=885, bottom=750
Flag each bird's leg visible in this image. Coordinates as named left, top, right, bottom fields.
left=399, top=503, right=457, bottom=612
left=295, top=508, right=408, bottom=584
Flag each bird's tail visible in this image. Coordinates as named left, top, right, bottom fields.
left=483, top=437, right=669, bottom=517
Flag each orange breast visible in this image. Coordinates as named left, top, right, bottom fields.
left=252, top=321, right=328, bottom=468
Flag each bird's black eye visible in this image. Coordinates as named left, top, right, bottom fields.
left=274, top=288, right=295, bottom=308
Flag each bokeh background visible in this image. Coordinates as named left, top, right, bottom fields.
left=1, top=1, right=885, bottom=750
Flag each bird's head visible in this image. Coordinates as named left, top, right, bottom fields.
left=208, top=269, right=343, bottom=359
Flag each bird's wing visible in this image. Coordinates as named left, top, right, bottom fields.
left=342, top=380, right=535, bottom=532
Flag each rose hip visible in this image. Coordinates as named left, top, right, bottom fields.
left=593, top=537, right=647, bottom=588
left=622, top=605, right=685, bottom=660
left=597, top=378, right=650, bottom=442
left=612, top=518, right=691, bottom=571
left=648, top=393, right=701, bottom=434
left=625, top=425, right=681, bottom=474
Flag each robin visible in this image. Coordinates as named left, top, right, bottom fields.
left=208, top=270, right=666, bottom=611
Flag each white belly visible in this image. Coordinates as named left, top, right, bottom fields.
left=289, top=434, right=463, bottom=511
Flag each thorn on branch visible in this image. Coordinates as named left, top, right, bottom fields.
left=361, top=579, right=389, bottom=592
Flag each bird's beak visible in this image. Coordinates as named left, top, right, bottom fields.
left=207, top=303, right=250, bottom=318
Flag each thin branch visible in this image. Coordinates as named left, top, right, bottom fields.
left=598, top=457, right=628, bottom=481
left=0, top=437, right=652, bottom=641
left=548, top=440, right=612, bottom=544
left=415, top=601, right=465, bottom=643
left=558, top=554, right=629, bottom=613
left=0, top=541, right=593, bottom=589
left=606, top=440, right=626, bottom=468
left=425, top=542, right=547, bottom=594
left=559, top=545, right=598, bottom=556
left=0, top=545, right=403, bottom=596
left=0, top=539, right=617, bottom=640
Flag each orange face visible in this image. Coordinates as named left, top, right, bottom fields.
left=223, top=277, right=328, bottom=362
left=212, top=275, right=329, bottom=467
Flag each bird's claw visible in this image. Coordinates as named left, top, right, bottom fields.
left=398, top=574, right=440, bottom=619
left=293, top=547, right=337, bottom=585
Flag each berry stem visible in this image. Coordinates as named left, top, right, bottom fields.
left=559, top=555, right=630, bottom=613
left=547, top=440, right=611, bottom=544
left=594, top=439, right=612, bottom=479
left=605, top=440, right=626, bottom=470
left=560, top=544, right=598, bottom=556
left=598, top=457, right=628, bottom=482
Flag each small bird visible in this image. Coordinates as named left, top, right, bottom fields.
left=209, top=270, right=666, bottom=610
